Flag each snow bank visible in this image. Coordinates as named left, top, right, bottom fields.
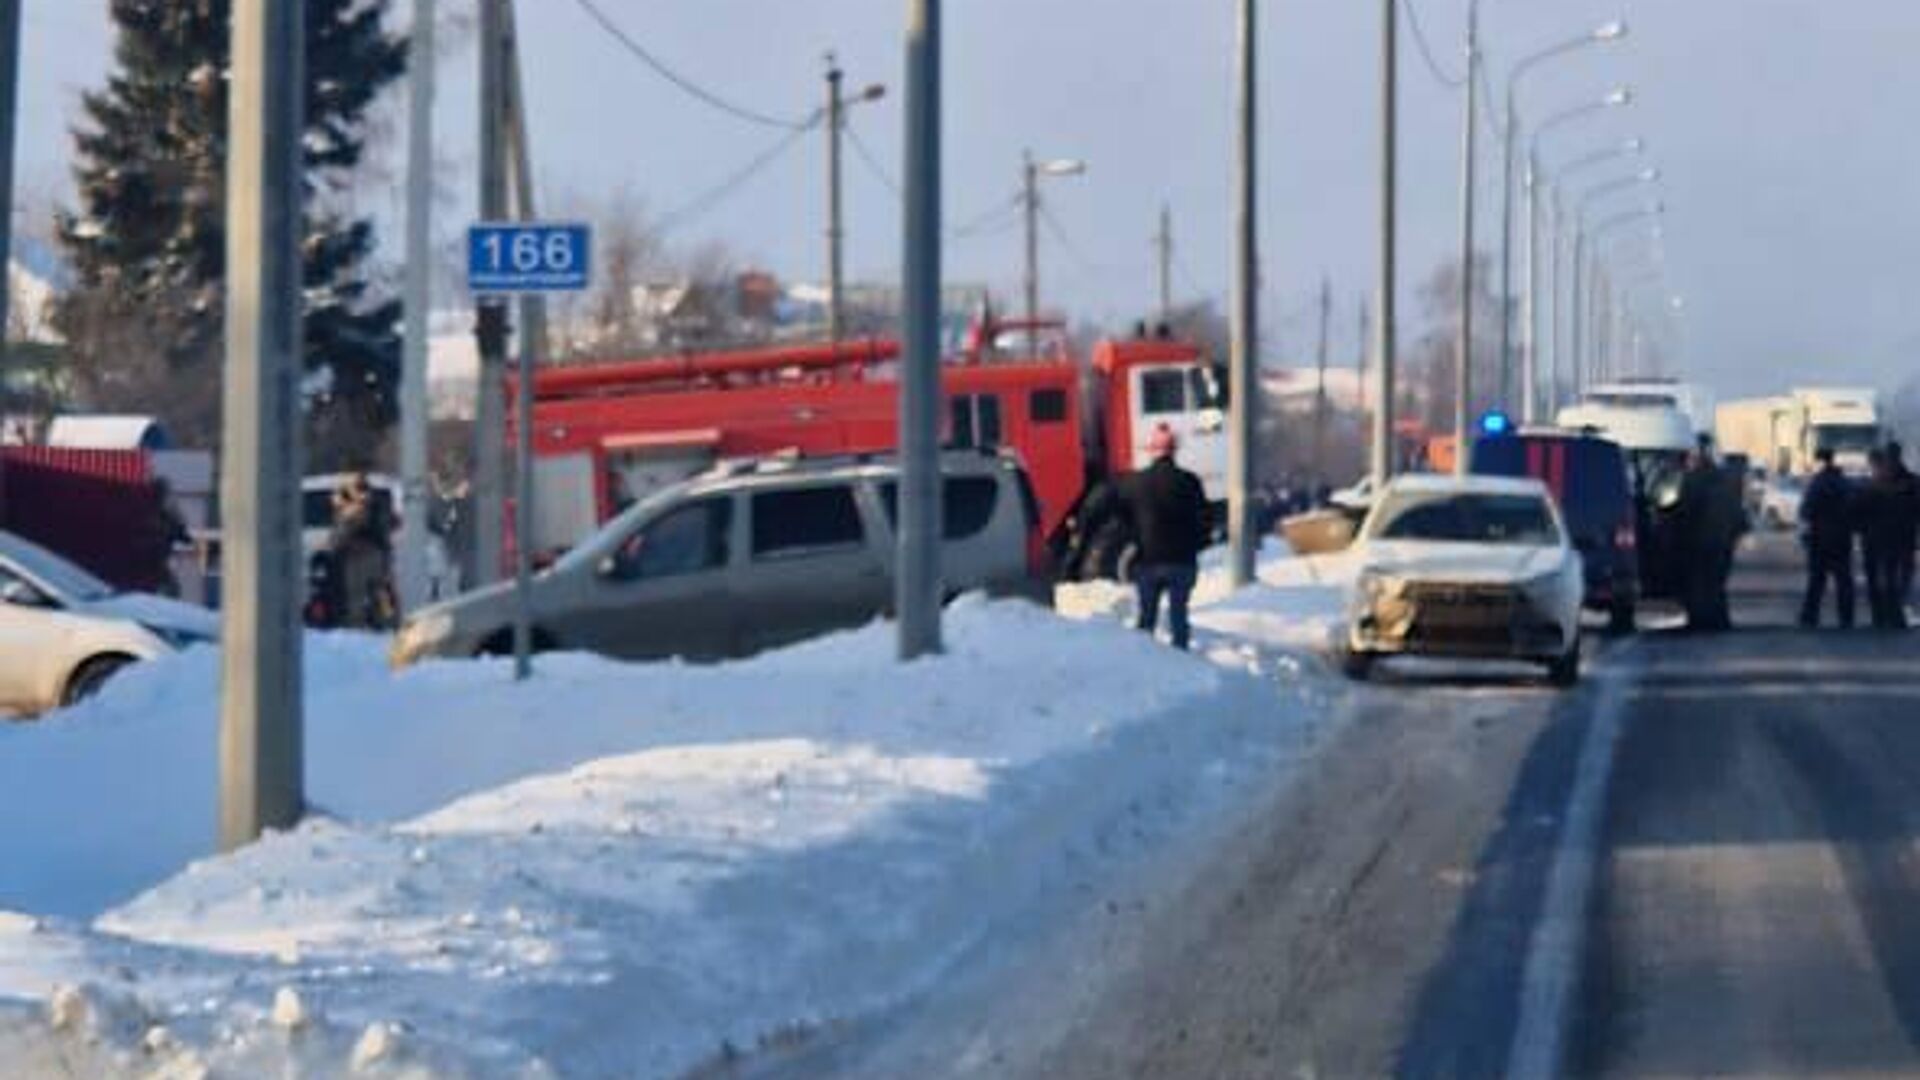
left=0, top=595, right=1332, bottom=1077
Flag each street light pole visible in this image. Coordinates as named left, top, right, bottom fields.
left=220, top=0, right=305, bottom=849
left=1372, top=0, right=1398, bottom=488
left=1495, top=20, right=1627, bottom=409
left=1228, top=0, right=1258, bottom=587
left=897, top=0, right=942, bottom=659
left=1452, top=0, right=1479, bottom=476
left=0, top=0, right=20, bottom=428
left=826, top=55, right=846, bottom=346
left=398, top=0, right=434, bottom=613
left=1022, top=150, right=1039, bottom=330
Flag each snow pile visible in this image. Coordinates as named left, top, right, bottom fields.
left=0, top=597, right=1327, bottom=1077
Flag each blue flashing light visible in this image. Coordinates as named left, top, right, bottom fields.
left=1479, top=410, right=1515, bottom=437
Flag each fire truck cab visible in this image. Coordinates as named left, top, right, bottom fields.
left=516, top=324, right=1223, bottom=577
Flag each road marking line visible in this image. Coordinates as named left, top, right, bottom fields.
left=1506, top=641, right=1639, bottom=1080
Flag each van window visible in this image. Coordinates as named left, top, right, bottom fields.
left=1141, top=369, right=1187, bottom=414
left=879, top=476, right=1003, bottom=540
left=752, top=486, right=865, bottom=559
left=613, top=498, right=731, bottom=581
left=1030, top=388, right=1069, bottom=423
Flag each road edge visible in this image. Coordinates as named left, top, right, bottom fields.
left=1505, top=639, right=1640, bottom=1080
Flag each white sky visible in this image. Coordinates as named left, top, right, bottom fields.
left=18, top=1, right=1920, bottom=400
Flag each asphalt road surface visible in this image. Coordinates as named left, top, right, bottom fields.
left=787, top=531, right=1920, bottom=1079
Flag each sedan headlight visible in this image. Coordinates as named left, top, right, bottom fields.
left=391, top=611, right=455, bottom=668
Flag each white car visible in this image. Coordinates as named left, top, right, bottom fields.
left=1757, top=475, right=1805, bottom=531
left=0, top=530, right=219, bottom=717
left=1342, top=474, right=1584, bottom=686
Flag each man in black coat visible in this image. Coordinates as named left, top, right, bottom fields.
left=1674, top=436, right=1744, bottom=631
left=1798, top=447, right=1855, bottom=628
left=1122, top=423, right=1212, bottom=650
left=1861, top=443, right=1920, bottom=629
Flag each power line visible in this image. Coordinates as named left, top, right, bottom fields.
left=1401, top=0, right=1466, bottom=89
left=843, top=122, right=901, bottom=197
left=656, top=118, right=821, bottom=236
left=1039, top=202, right=1095, bottom=273
left=570, top=0, right=812, bottom=131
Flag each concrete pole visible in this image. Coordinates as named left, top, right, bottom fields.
left=1227, top=0, right=1258, bottom=588
left=1547, top=190, right=1562, bottom=415
left=1570, top=227, right=1585, bottom=400
left=1520, top=152, right=1539, bottom=424
left=1452, top=0, right=1479, bottom=476
left=1156, top=203, right=1174, bottom=324
left=1022, top=149, right=1039, bottom=330
left=504, top=0, right=541, bottom=682
left=897, top=0, right=942, bottom=659
left=397, top=0, right=434, bottom=612
left=220, top=0, right=305, bottom=850
left=1357, top=294, right=1371, bottom=438
left=1496, top=94, right=1517, bottom=411
left=0, top=0, right=19, bottom=419
left=826, top=54, right=846, bottom=346
left=1314, top=275, right=1331, bottom=477
left=1372, top=0, right=1398, bottom=487
left=469, top=0, right=509, bottom=588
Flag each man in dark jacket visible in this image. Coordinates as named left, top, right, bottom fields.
left=1798, top=447, right=1855, bottom=628
left=1675, top=437, right=1742, bottom=631
left=1122, top=423, right=1211, bottom=649
left=1861, top=443, right=1920, bottom=629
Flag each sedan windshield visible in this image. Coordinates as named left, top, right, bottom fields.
left=0, top=531, right=116, bottom=603
left=1368, top=492, right=1561, bottom=546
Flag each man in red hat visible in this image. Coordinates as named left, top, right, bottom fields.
left=1121, top=422, right=1212, bottom=649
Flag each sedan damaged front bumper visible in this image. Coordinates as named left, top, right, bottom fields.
left=1351, top=581, right=1566, bottom=660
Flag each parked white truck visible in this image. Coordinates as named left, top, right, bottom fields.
left=1715, top=388, right=1882, bottom=477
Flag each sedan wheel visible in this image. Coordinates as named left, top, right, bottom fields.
left=63, top=655, right=133, bottom=707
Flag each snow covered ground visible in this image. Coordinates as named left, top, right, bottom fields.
left=0, top=550, right=1355, bottom=1078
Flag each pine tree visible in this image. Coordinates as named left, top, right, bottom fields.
left=56, top=0, right=408, bottom=466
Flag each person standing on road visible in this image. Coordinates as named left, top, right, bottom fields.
left=1860, top=443, right=1920, bottom=629
left=1675, top=436, right=1741, bottom=631
left=330, top=472, right=395, bottom=629
left=1122, top=423, right=1211, bottom=650
left=1797, top=447, right=1856, bottom=629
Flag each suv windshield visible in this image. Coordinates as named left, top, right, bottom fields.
left=1368, top=492, right=1562, bottom=546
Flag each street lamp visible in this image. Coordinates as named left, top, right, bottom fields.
left=1520, top=91, right=1633, bottom=420
left=825, top=54, right=887, bottom=345
left=1496, top=19, right=1628, bottom=411
left=1022, top=150, right=1087, bottom=330
left=1578, top=201, right=1664, bottom=388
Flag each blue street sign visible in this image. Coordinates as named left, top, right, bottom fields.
left=467, top=222, right=592, bottom=293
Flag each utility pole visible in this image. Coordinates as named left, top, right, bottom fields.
left=1357, top=294, right=1371, bottom=436
left=504, top=0, right=542, bottom=682
left=826, top=54, right=846, bottom=346
left=1155, top=203, right=1174, bottom=324
left=1570, top=227, right=1585, bottom=398
left=1452, top=0, right=1480, bottom=476
left=1022, top=149, right=1040, bottom=330
left=220, top=0, right=304, bottom=850
left=1313, top=275, right=1331, bottom=477
left=0, top=0, right=19, bottom=424
left=1227, top=0, right=1258, bottom=588
left=897, top=0, right=942, bottom=659
left=1520, top=152, right=1539, bottom=424
left=1372, top=0, right=1398, bottom=488
left=397, top=0, right=434, bottom=613
left=469, top=0, right=510, bottom=589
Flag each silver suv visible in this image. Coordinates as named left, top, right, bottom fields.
left=392, top=451, right=1049, bottom=666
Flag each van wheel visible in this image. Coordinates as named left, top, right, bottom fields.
left=1547, top=646, right=1582, bottom=688
left=1609, top=599, right=1637, bottom=636
left=63, top=655, right=134, bottom=707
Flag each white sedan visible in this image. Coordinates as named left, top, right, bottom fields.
left=1341, top=474, right=1584, bottom=686
left=0, top=530, right=219, bottom=717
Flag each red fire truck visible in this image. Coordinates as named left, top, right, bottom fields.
left=517, top=321, right=1226, bottom=574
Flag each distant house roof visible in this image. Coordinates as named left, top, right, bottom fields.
left=46, top=415, right=170, bottom=451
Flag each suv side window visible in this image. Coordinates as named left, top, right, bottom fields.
left=879, top=476, right=1003, bottom=540
left=752, top=486, right=865, bottom=560
left=612, top=498, right=731, bottom=581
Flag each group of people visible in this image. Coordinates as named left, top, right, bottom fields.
left=1799, top=442, right=1920, bottom=630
